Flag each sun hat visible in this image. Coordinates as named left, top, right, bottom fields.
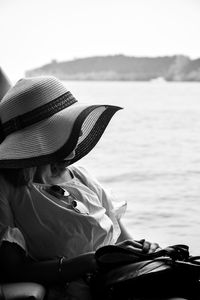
left=0, top=76, right=122, bottom=168
left=0, top=68, right=11, bottom=100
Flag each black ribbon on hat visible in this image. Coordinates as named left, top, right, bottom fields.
left=0, top=91, right=77, bottom=144
left=0, top=119, right=6, bottom=144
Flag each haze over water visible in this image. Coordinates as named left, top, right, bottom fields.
left=65, top=80, right=200, bottom=255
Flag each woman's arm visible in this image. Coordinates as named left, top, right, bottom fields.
left=117, top=220, right=161, bottom=253
left=0, top=241, right=97, bottom=284
left=116, top=219, right=133, bottom=242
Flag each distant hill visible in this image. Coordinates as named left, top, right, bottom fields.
left=25, top=55, right=200, bottom=81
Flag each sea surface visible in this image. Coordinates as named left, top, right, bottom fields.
left=63, top=80, right=200, bottom=255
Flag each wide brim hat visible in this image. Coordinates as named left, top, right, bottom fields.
left=0, top=76, right=122, bottom=168
left=0, top=68, right=11, bottom=100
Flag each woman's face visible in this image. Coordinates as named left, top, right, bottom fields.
left=34, top=150, right=76, bottom=183
left=36, top=130, right=82, bottom=183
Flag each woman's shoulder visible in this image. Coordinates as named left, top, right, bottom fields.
left=69, top=165, right=104, bottom=196
left=69, top=165, right=90, bottom=183
left=69, top=165, right=99, bottom=187
left=70, top=165, right=89, bottom=176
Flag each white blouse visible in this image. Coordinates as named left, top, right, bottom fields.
left=0, top=166, right=126, bottom=261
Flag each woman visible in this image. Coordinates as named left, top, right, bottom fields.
left=0, top=76, right=187, bottom=300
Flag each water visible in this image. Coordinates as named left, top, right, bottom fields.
left=63, top=80, right=200, bottom=255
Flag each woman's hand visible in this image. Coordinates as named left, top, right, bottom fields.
left=116, top=221, right=161, bottom=254
left=116, top=239, right=161, bottom=254
left=138, top=239, right=161, bottom=253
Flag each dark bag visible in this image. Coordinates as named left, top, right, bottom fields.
left=91, top=244, right=200, bottom=300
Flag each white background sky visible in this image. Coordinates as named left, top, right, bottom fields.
left=0, top=0, right=200, bottom=82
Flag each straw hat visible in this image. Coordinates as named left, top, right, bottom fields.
left=0, top=68, right=11, bottom=100
left=0, top=76, right=121, bottom=168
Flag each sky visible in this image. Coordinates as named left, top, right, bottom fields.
left=0, top=0, right=200, bottom=82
